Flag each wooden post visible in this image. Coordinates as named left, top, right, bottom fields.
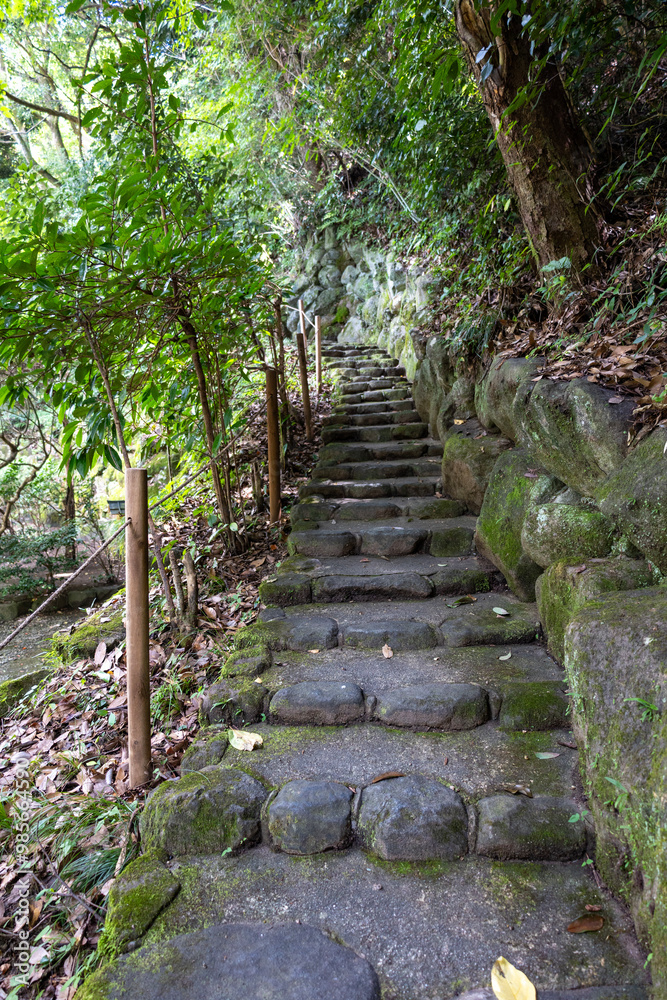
left=265, top=367, right=281, bottom=523
left=125, top=468, right=151, bottom=788
left=315, top=315, right=322, bottom=395
left=296, top=330, right=313, bottom=442
left=298, top=298, right=307, bottom=349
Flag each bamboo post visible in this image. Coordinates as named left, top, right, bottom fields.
left=125, top=468, right=151, bottom=788
left=298, top=298, right=307, bottom=349
left=296, top=330, right=313, bottom=442
left=265, top=367, right=281, bottom=523
left=315, top=315, right=322, bottom=395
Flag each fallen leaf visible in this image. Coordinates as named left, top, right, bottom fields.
left=567, top=914, right=605, bottom=933
left=371, top=771, right=405, bottom=784
left=491, top=956, right=536, bottom=1000
left=607, top=396, right=624, bottom=404
left=360, top=558, right=370, bottom=563
left=493, top=607, right=510, bottom=616
left=558, top=739, right=578, bottom=749
left=228, top=729, right=263, bottom=751
left=453, top=418, right=466, bottom=425
left=535, top=751, right=560, bottom=759
left=382, top=644, right=393, bottom=658
left=94, top=642, right=107, bottom=666
left=585, top=904, right=602, bottom=912
left=498, top=652, right=512, bottom=661
left=308, top=649, right=320, bottom=654
left=504, top=784, right=533, bottom=797
left=447, top=595, right=477, bottom=607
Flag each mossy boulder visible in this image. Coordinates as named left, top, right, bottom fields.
left=564, top=588, right=667, bottom=994
left=0, top=666, right=49, bottom=719
left=200, top=677, right=267, bottom=726
left=475, top=449, right=564, bottom=600
left=498, top=681, right=569, bottom=731
left=521, top=501, right=616, bottom=568
left=140, top=766, right=268, bottom=857
left=441, top=421, right=513, bottom=515
left=51, top=604, right=125, bottom=661
left=598, top=426, right=667, bottom=572
left=99, top=853, right=180, bottom=958
left=536, top=558, right=660, bottom=661
left=475, top=356, right=544, bottom=440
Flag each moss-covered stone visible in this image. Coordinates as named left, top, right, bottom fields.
left=98, top=853, right=180, bottom=958
left=258, top=572, right=312, bottom=606
left=0, top=666, right=49, bottom=719
left=200, top=677, right=267, bottom=725
left=536, top=558, right=660, bottom=661
left=521, top=502, right=616, bottom=568
left=139, top=765, right=268, bottom=857
left=180, top=727, right=229, bottom=774
left=598, top=426, right=667, bottom=572
left=476, top=794, right=586, bottom=861
left=564, top=588, right=667, bottom=994
left=475, top=356, right=544, bottom=440
left=219, top=645, right=271, bottom=679
left=498, top=681, right=569, bottom=731
left=51, top=604, right=125, bottom=661
left=475, top=449, right=563, bottom=600
left=441, top=422, right=513, bottom=515
left=428, top=525, right=474, bottom=557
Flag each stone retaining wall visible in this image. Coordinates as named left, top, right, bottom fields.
left=287, top=227, right=667, bottom=993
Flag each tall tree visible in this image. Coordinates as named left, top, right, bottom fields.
left=455, top=0, right=599, bottom=271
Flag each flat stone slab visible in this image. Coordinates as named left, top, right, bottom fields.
left=342, top=619, right=439, bottom=650
left=311, top=571, right=434, bottom=602
left=246, top=614, right=339, bottom=650
left=358, top=775, right=468, bottom=860
left=373, top=683, right=489, bottom=730
left=268, top=779, right=353, bottom=854
left=78, top=921, right=381, bottom=1000
left=299, top=477, right=440, bottom=499
left=143, top=850, right=647, bottom=1000
left=498, top=680, right=569, bottom=731
left=439, top=606, right=540, bottom=646
left=476, top=794, right=587, bottom=860
left=218, top=723, right=578, bottom=799
left=269, top=682, right=365, bottom=725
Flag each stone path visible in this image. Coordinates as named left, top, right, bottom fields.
left=81, top=346, right=648, bottom=1000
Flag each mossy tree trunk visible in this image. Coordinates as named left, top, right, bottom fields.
left=455, top=0, right=599, bottom=271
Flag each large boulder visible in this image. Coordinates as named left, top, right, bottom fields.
left=536, top=557, right=660, bottom=661
left=475, top=450, right=564, bottom=600
left=521, top=499, right=617, bottom=568
left=564, top=588, right=667, bottom=993
left=441, top=421, right=513, bottom=515
left=598, top=427, right=667, bottom=572
left=475, top=356, right=544, bottom=440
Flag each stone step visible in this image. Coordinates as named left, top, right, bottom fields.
left=298, top=476, right=442, bottom=499
left=258, top=553, right=497, bottom=605
left=324, top=409, right=421, bottom=427
left=317, top=439, right=442, bottom=465
left=339, top=378, right=408, bottom=395
left=333, top=398, right=416, bottom=414
left=287, top=516, right=477, bottom=558
left=311, top=457, right=442, bottom=481
left=100, top=849, right=647, bottom=1000
left=321, top=421, right=428, bottom=444
left=341, top=387, right=413, bottom=404
left=292, top=495, right=466, bottom=522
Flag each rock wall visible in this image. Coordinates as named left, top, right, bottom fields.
left=287, top=227, right=667, bottom=991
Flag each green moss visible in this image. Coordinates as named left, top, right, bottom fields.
left=219, top=645, right=271, bottom=678
left=364, top=853, right=457, bottom=879
left=498, top=681, right=568, bottom=731
left=98, top=853, right=180, bottom=960
left=0, top=666, right=49, bottom=719
left=51, top=605, right=124, bottom=661
left=333, top=304, right=349, bottom=324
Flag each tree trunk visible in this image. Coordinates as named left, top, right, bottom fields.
left=63, top=471, right=76, bottom=562
left=455, top=0, right=599, bottom=271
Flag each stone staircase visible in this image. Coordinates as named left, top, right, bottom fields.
left=80, top=346, right=648, bottom=1000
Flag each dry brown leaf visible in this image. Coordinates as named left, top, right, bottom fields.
left=382, top=644, right=393, bottom=658
left=228, top=729, right=263, bottom=751
left=371, top=771, right=406, bottom=784
left=491, top=956, right=536, bottom=1000
left=585, top=904, right=602, bottom=912
left=567, top=914, right=605, bottom=933
left=94, top=642, right=107, bottom=666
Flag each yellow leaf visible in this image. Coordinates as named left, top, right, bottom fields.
left=228, top=729, right=263, bottom=751
left=382, top=643, right=393, bottom=658
left=491, top=957, right=536, bottom=1000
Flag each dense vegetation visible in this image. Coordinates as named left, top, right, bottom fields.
left=1, top=0, right=666, bottom=994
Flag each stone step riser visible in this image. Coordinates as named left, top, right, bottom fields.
left=318, top=441, right=441, bottom=463
left=311, top=460, right=442, bottom=481
left=292, top=497, right=467, bottom=521
left=333, top=399, right=416, bottom=415
left=287, top=525, right=475, bottom=558
left=324, top=411, right=421, bottom=427
left=298, top=478, right=441, bottom=499
left=321, top=423, right=428, bottom=444
left=259, top=568, right=496, bottom=606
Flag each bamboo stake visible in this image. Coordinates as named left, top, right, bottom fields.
left=265, top=367, right=282, bottom=523
left=125, top=468, right=151, bottom=788
left=315, top=315, right=322, bottom=394
left=298, top=298, right=307, bottom=348
left=296, top=330, right=313, bottom=442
